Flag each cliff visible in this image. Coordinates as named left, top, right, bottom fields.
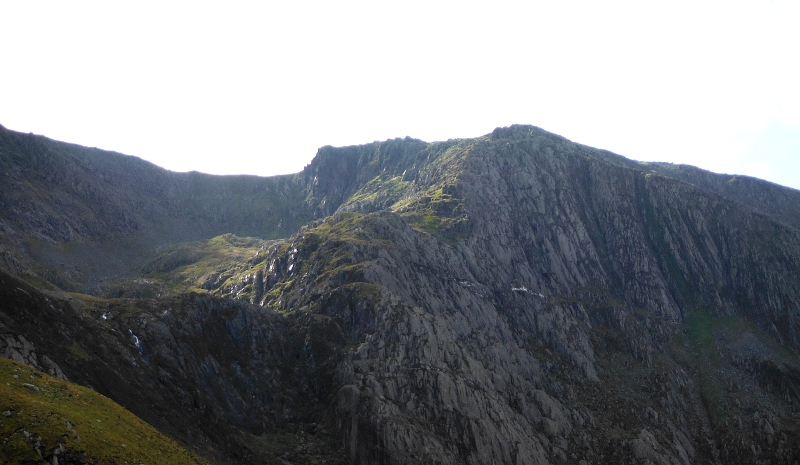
left=2, top=124, right=800, bottom=464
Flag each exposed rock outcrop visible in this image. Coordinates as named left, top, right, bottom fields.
left=2, top=124, right=800, bottom=464
left=0, top=333, right=67, bottom=380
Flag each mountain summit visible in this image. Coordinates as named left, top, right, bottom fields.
left=2, top=124, right=800, bottom=464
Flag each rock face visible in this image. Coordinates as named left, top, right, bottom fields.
left=0, top=126, right=311, bottom=291
left=2, top=124, right=800, bottom=464
left=256, top=126, right=800, bottom=464
left=0, top=333, right=67, bottom=380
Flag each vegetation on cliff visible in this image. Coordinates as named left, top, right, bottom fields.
left=2, top=123, right=800, bottom=464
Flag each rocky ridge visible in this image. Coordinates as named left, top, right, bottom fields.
left=1, top=124, right=800, bottom=464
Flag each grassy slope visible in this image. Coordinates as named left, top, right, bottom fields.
left=0, top=357, right=206, bottom=464
left=106, top=234, right=275, bottom=301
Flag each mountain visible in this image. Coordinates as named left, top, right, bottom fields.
left=2, top=123, right=800, bottom=464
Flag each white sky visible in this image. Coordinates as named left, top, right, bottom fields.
left=1, top=1, right=799, bottom=189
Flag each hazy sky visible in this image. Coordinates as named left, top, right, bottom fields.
left=2, top=1, right=799, bottom=189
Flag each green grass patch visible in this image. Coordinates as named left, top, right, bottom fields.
left=685, top=310, right=715, bottom=353
left=419, top=210, right=443, bottom=234
left=394, top=180, right=467, bottom=237
left=304, top=212, right=390, bottom=247
left=19, top=274, right=59, bottom=292
left=68, top=343, right=90, bottom=361
left=342, top=175, right=411, bottom=209
left=671, top=309, right=745, bottom=425
left=66, top=293, right=111, bottom=304
left=0, top=357, right=206, bottom=464
left=112, top=233, right=275, bottom=300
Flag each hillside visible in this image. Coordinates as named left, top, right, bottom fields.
left=2, top=124, right=800, bottom=464
left=0, top=125, right=309, bottom=292
left=0, top=356, right=207, bottom=464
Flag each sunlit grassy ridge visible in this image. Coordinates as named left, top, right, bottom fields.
left=106, top=233, right=277, bottom=301
left=262, top=212, right=385, bottom=310
left=389, top=141, right=473, bottom=236
left=144, top=234, right=268, bottom=288
left=0, top=357, right=206, bottom=464
left=340, top=174, right=411, bottom=211
left=103, top=140, right=478, bottom=303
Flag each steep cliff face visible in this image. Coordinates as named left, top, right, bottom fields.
left=0, top=268, right=350, bottom=464
left=2, top=124, right=800, bottom=465
left=0, top=126, right=310, bottom=291
left=644, top=161, right=800, bottom=231
left=0, top=127, right=445, bottom=293
left=253, top=126, right=800, bottom=464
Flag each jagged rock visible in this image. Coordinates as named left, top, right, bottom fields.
left=0, top=333, right=68, bottom=380
left=2, top=124, right=800, bottom=464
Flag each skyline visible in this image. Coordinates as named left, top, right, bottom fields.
left=2, top=1, right=798, bottom=189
